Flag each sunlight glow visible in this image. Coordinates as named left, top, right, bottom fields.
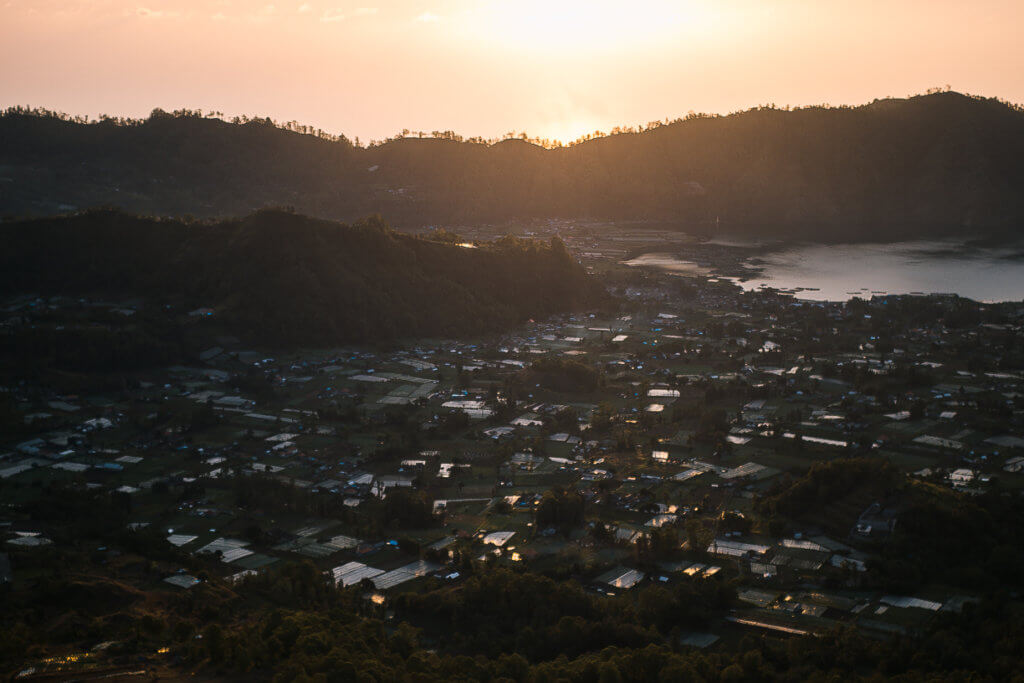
left=462, top=0, right=713, bottom=53
left=533, top=118, right=608, bottom=145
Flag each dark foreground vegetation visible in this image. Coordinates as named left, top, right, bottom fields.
left=4, top=91, right=1024, bottom=240
left=0, top=209, right=602, bottom=346
left=6, top=466, right=1024, bottom=682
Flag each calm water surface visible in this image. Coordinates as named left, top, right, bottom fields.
left=622, top=253, right=711, bottom=275
left=629, top=241, right=1024, bottom=302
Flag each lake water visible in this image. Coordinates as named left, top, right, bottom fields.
left=628, top=241, right=1024, bottom=303
left=622, top=252, right=711, bottom=275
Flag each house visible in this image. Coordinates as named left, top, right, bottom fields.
left=949, top=468, right=975, bottom=487
left=596, top=566, right=645, bottom=590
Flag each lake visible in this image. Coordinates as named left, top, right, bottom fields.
left=621, top=252, right=711, bottom=275
left=627, top=241, right=1024, bottom=302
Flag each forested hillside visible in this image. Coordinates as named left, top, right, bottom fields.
left=3, top=92, right=1024, bottom=240
left=0, top=209, right=603, bottom=345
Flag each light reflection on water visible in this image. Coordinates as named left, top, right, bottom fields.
left=622, top=252, right=710, bottom=275
left=629, top=241, right=1024, bottom=302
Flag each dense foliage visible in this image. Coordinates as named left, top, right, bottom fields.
left=0, top=209, right=602, bottom=345
left=758, top=457, right=901, bottom=519
left=10, top=461, right=1024, bottom=680
left=523, top=357, right=602, bottom=393
left=9, top=552, right=1024, bottom=682
left=4, top=92, right=1024, bottom=240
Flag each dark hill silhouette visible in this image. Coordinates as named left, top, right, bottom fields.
left=0, top=209, right=603, bottom=345
left=2, top=92, right=1023, bottom=240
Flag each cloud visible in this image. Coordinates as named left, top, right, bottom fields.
left=415, top=11, right=440, bottom=22
left=321, top=8, right=345, bottom=22
left=298, top=3, right=311, bottom=13
left=134, top=6, right=180, bottom=19
left=354, top=7, right=377, bottom=16
left=247, top=3, right=275, bottom=21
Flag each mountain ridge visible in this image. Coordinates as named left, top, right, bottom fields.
left=2, top=91, right=1023, bottom=241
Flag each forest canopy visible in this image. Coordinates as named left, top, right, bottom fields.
left=3, top=92, right=1024, bottom=240
left=0, top=209, right=604, bottom=345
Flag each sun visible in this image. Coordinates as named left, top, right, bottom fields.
left=532, top=118, right=607, bottom=145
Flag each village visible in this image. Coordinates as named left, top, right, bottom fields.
left=3, top=225, right=1024, bottom=676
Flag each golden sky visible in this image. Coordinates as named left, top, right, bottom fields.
left=2, top=0, right=1023, bottom=143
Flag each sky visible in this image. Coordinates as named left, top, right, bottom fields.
left=2, top=0, right=1024, bottom=144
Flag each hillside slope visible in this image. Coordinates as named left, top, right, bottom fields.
left=0, top=210, right=603, bottom=345
left=2, top=92, right=1024, bottom=240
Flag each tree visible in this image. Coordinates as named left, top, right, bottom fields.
left=686, top=520, right=711, bottom=553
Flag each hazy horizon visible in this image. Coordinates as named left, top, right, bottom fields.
left=3, top=0, right=1024, bottom=144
